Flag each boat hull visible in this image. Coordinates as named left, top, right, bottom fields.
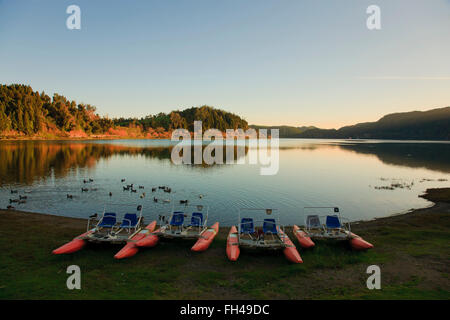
left=191, top=222, right=219, bottom=252
left=226, top=226, right=240, bottom=261
left=114, top=221, right=157, bottom=259
left=278, top=227, right=303, bottom=264
left=52, top=230, right=94, bottom=254
left=349, top=233, right=374, bottom=250
left=293, top=225, right=315, bottom=248
left=136, top=228, right=160, bottom=247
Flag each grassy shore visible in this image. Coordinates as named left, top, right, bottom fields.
left=1, top=188, right=449, bottom=300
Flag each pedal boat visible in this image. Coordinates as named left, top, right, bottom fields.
left=293, top=207, right=373, bottom=250
left=135, top=204, right=219, bottom=252
left=226, top=208, right=303, bottom=264
left=53, top=205, right=157, bottom=258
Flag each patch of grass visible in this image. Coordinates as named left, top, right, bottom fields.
left=1, top=207, right=449, bottom=300
left=320, top=277, right=449, bottom=300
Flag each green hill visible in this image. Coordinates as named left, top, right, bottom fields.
left=0, top=84, right=247, bottom=138
left=299, top=107, right=450, bottom=140
left=253, top=107, right=450, bottom=140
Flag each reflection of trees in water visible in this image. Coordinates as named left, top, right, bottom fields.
left=336, top=142, right=450, bottom=174
left=0, top=142, right=248, bottom=185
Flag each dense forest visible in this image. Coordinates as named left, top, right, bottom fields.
left=0, top=84, right=248, bottom=138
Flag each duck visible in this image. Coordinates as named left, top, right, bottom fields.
left=10, top=190, right=18, bottom=194
left=89, top=178, right=94, bottom=182
left=121, top=179, right=126, bottom=182
left=18, top=199, right=26, bottom=204
left=7, top=205, right=15, bottom=210
left=131, top=189, right=137, bottom=193
left=152, top=187, right=157, bottom=192
left=83, top=179, right=88, bottom=184
left=199, top=194, right=204, bottom=199
left=164, top=187, right=172, bottom=193
left=153, top=197, right=158, bottom=202
left=139, top=185, right=145, bottom=189
left=9, top=199, right=19, bottom=203
left=89, top=213, right=98, bottom=219
left=180, top=200, right=188, bottom=204
left=158, top=186, right=166, bottom=190
left=109, top=192, right=112, bottom=197
left=67, top=194, right=73, bottom=199
left=19, top=195, right=27, bottom=200
left=81, top=188, right=89, bottom=192
left=123, top=186, right=130, bottom=191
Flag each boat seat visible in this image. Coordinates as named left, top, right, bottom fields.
left=170, top=212, right=184, bottom=226
left=306, top=215, right=321, bottom=229
left=98, top=213, right=116, bottom=228
left=240, top=218, right=255, bottom=234
left=326, top=215, right=341, bottom=229
left=189, top=212, right=203, bottom=227
left=120, top=213, right=138, bottom=228
left=263, top=219, right=277, bottom=234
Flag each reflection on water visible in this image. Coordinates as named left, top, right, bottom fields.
left=0, top=141, right=248, bottom=184
left=0, top=139, right=449, bottom=225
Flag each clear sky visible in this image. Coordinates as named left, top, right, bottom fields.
left=0, top=0, right=449, bottom=128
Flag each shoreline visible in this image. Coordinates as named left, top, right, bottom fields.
left=2, top=188, right=448, bottom=229
left=1, top=136, right=450, bottom=142
left=1, top=187, right=449, bottom=299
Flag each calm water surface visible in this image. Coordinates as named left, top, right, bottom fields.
left=1, top=139, right=449, bottom=226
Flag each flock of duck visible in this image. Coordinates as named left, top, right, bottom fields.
left=7, top=178, right=198, bottom=210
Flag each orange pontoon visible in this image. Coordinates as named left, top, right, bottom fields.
left=53, top=205, right=157, bottom=258
left=226, top=208, right=303, bottom=264
left=293, top=207, right=373, bottom=251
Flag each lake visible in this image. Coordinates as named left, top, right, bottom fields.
left=1, top=139, right=449, bottom=226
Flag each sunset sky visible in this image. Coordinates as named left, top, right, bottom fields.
left=1, top=0, right=449, bottom=128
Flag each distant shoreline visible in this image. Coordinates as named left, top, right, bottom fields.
left=1, top=136, right=449, bottom=143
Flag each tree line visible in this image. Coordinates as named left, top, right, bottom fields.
left=0, top=84, right=248, bottom=137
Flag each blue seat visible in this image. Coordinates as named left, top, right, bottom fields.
left=120, top=213, right=138, bottom=228
left=240, top=218, right=254, bottom=234
left=170, top=212, right=184, bottom=226
left=190, top=212, right=203, bottom=227
left=98, top=213, right=116, bottom=228
left=326, top=215, right=341, bottom=229
left=263, top=219, right=277, bottom=234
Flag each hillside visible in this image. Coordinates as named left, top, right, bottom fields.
left=253, top=107, right=450, bottom=140
left=0, top=84, right=247, bottom=139
left=249, top=125, right=317, bottom=137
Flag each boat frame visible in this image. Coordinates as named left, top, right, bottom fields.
left=154, top=204, right=209, bottom=240
left=82, top=204, right=145, bottom=244
left=237, top=208, right=288, bottom=250
left=302, top=206, right=352, bottom=240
